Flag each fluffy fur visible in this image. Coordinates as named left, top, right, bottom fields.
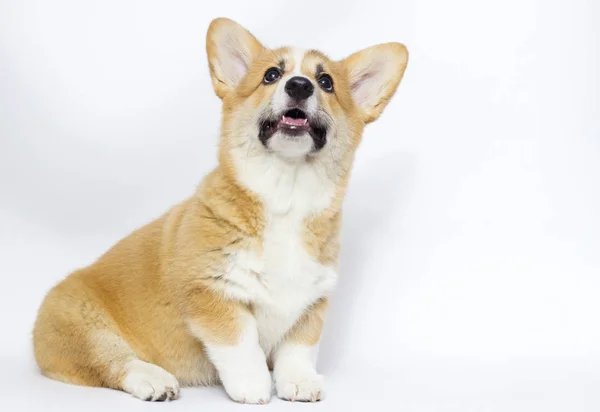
left=32, top=18, right=408, bottom=403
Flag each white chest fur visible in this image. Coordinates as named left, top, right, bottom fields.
left=225, top=153, right=339, bottom=354
left=253, top=213, right=337, bottom=353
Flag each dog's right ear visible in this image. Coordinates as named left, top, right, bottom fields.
left=206, top=18, right=264, bottom=99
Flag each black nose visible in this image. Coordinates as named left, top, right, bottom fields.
left=285, top=76, right=314, bottom=100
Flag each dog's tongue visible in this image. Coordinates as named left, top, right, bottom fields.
left=281, top=116, right=307, bottom=126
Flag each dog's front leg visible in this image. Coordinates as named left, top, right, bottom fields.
left=186, top=288, right=272, bottom=404
left=273, top=298, right=328, bottom=402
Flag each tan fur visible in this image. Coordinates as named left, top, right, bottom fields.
left=284, top=298, right=329, bottom=346
left=33, top=17, right=408, bottom=398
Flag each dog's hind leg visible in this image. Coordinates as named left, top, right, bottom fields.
left=33, top=280, right=180, bottom=401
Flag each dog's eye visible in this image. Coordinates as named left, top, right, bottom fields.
left=263, top=67, right=282, bottom=84
left=317, top=74, right=334, bottom=92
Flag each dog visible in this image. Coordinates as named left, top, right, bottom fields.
left=33, top=17, right=408, bottom=403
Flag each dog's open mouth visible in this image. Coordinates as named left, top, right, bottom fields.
left=259, top=108, right=327, bottom=151
left=279, top=108, right=310, bottom=131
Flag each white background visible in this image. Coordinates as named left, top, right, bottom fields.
left=1, top=0, right=599, bottom=410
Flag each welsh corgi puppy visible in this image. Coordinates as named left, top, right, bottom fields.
left=33, top=18, right=408, bottom=403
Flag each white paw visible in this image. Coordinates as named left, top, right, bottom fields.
left=276, top=372, right=324, bottom=402
left=122, top=360, right=180, bottom=401
left=221, top=371, right=272, bottom=404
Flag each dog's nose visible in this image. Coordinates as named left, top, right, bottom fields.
left=285, top=76, right=314, bottom=100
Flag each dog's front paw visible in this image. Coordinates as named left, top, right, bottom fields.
left=222, top=371, right=272, bottom=404
left=276, top=371, right=324, bottom=402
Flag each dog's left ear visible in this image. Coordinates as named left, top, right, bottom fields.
left=206, top=18, right=264, bottom=99
left=342, top=43, right=408, bottom=124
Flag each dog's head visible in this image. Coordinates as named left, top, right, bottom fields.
left=206, top=18, right=407, bottom=163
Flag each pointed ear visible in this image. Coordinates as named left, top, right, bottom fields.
left=342, top=43, right=408, bottom=124
left=206, top=18, right=265, bottom=99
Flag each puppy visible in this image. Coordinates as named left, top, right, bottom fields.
left=33, top=18, right=408, bottom=403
